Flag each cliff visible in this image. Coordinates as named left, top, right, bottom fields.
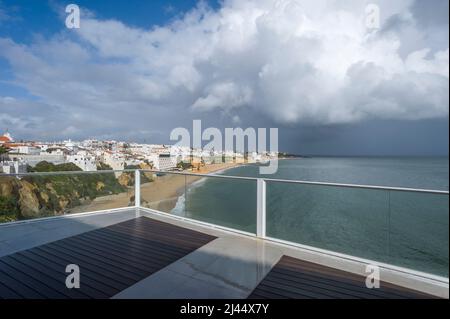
left=0, top=169, right=127, bottom=222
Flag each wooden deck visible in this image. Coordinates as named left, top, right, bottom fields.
left=0, top=216, right=216, bottom=299
left=249, top=256, right=435, bottom=299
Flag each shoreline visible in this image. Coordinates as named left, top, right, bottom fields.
left=69, top=162, right=243, bottom=214
left=140, top=162, right=243, bottom=213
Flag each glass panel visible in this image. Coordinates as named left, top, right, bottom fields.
left=0, top=171, right=134, bottom=223
left=266, top=182, right=390, bottom=262
left=389, top=190, right=449, bottom=277
left=139, top=171, right=186, bottom=214
left=140, top=171, right=257, bottom=233
left=185, top=175, right=257, bottom=233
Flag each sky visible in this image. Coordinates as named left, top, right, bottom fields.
left=0, top=0, right=448, bottom=156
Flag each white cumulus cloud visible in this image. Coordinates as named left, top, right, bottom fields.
left=0, top=0, right=448, bottom=140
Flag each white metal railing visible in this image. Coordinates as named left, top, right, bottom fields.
left=256, top=178, right=266, bottom=238
left=2, top=169, right=137, bottom=176
left=138, top=169, right=449, bottom=194
left=3, top=168, right=447, bottom=233
left=137, top=168, right=449, bottom=281
left=1, top=168, right=449, bottom=280
left=137, top=169, right=449, bottom=238
left=134, top=169, right=141, bottom=208
left=6, top=168, right=448, bottom=194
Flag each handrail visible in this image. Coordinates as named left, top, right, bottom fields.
left=262, top=178, right=450, bottom=195
left=1, top=168, right=449, bottom=194
left=0, top=169, right=136, bottom=177
left=140, top=169, right=257, bottom=181
left=139, top=169, right=450, bottom=195
left=1, top=167, right=448, bottom=282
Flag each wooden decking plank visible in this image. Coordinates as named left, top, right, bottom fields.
left=16, top=249, right=110, bottom=298
left=8, top=253, right=90, bottom=299
left=277, top=257, right=428, bottom=299
left=69, top=233, right=176, bottom=268
left=0, top=281, right=23, bottom=299
left=0, top=256, right=73, bottom=299
left=97, top=227, right=192, bottom=256
left=109, top=218, right=213, bottom=247
left=0, top=268, right=45, bottom=299
left=50, top=239, right=158, bottom=276
left=270, top=267, right=398, bottom=299
left=249, top=256, right=435, bottom=299
left=105, top=224, right=206, bottom=251
left=265, top=270, right=380, bottom=299
left=0, top=259, right=67, bottom=299
left=32, top=247, right=119, bottom=297
left=0, top=216, right=216, bottom=299
left=36, top=244, right=141, bottom=286
left=78, top=230, right=182, bottom=265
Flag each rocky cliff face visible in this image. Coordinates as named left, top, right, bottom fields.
left=0, top=172, right=126, bottom=222
left=0, top=177, right=14, bottom=197
left=118, top=173, right=133, bottom=187
left=0, top=177, right=59, bottom=219
left=17, top=180, right=41, bottom=218
left=139, top=163, right=155, bottom=181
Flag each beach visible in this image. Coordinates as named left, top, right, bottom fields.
left=69, top=162, right=242, bottom=214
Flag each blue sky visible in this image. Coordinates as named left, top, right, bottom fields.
left=0, top=0, right=219, bottom=97
left=0, top=0, right=448, bottom=155
left=1, top=1, right=220, bottom=41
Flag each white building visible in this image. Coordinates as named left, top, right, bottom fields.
left=66, top=152, right=97, bottom=171
left=125, top=159, right=143, bottom=167
left=9, top=145, right=40, bottom=155
left=45, top=148, right=66, bottom=156
left=158, top=154, right=177, bottom=170
left=0, top=160, right=27, bottom=174
left=102, top=152, right=125, bottom=170
left=9, top=154, right=66, bottom=166
left=248, top=152, right=261, bottom=163
left=147, top=153, right=177, bottom=171
left=223, top=150, right=235, bottom=163
left=64, top=140, right=79, bottom=153
left=101, top=151, right=125, bottom=177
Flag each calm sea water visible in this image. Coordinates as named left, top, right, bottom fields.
left=177, top=157, right=449, bottom=277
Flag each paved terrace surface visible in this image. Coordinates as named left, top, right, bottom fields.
left=0, top=209, right=445, bottom=299
left=0, top=216, right=215, bottom=298
left=249, top=256, right=433, bottom=299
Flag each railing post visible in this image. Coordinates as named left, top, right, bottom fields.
left=135, top=169, right=140, bottom=208
left=256, top=178, right=266, bottom=238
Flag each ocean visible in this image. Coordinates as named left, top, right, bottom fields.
left=174, top=157, right=449, bottom=277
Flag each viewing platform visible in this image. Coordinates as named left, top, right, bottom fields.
left=0, top=170, right=448, bottom=299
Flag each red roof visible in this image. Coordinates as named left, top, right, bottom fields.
left=0, top=136, right=12, bottom=142
left=4, top=143, right=23, bottom=147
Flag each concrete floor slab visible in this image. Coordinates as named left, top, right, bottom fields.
left=0, top=208, right=137, bottom=257
left=0, top=208, right=447, bottom=298
left=113, top=236, right=283, bottom=299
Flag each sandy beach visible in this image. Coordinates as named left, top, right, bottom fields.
left=69, top=162, right=242, bottom=214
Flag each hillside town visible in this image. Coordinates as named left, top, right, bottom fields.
left=0, top=131, right=277, bottom=174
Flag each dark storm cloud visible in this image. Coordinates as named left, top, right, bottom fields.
left=279, top=119, right=449, bottom=156
left=411, top=0, right=449, bottom=27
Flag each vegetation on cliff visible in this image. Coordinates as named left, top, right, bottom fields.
left=0, top=161, right=127, bottom=223
left=177, top=161, right=193, bottom=170
left=118, top=164, right=153, bottom=187
left=97, top=162, right=113, bottom=170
